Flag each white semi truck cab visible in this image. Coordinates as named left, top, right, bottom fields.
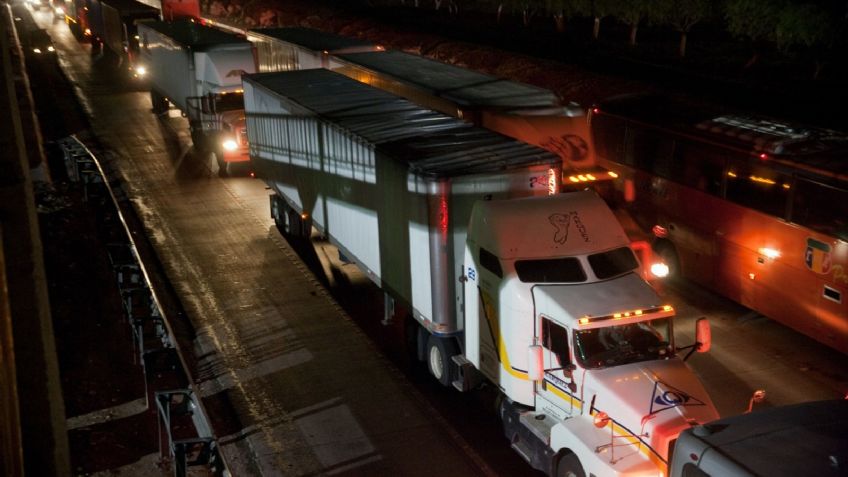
left=242, top=69, right=718, bottom=477
left=138, top=19, right=255, bottom=175
left=461, top=192, right=719, bottom=476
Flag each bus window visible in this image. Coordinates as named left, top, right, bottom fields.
left=592, top=114, right=626, bottom=162
left=625, top=127, right=675, bottom=177
left=670, top=142, right=725, bottom=195
left=792, top=179, right=848, bottom=241
left=725, top=162, right=791, bottom=218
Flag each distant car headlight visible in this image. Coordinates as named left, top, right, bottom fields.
left=47, top=45, right=55, bottom=52
left=135, top=65, right=146, bottom=76
left=33, top=47, right=42, bottom=54
left=222, top=139, right=238, bottom=151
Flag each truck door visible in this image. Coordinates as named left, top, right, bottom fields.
left=535, top=315, right=578, bottom=419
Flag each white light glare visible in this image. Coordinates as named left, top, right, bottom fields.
left=650, top=262, right=670, bottom=278
left=222, top=139, right=238, bottom=151
left=135, top=66, right=147, bottom=76
left=759, top=247, right=781, bottom=259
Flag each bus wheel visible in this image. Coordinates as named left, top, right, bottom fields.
left=653, top=240, right=680, bottom=278
left=426, top=335, right=458, bottom=387
left=556, top=452, right=585, bottom=477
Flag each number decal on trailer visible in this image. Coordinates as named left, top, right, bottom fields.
left=467, top=267, right=477, bottom=282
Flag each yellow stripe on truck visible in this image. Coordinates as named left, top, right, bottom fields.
left=480, top=289, right=528, bottom=380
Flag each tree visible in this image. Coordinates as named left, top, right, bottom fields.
left=573, top=0, right=616, bottom=39
left=508, top=0, right=545, bottom=26
left=546, top=0, right=577, bottom=32
left=725, top=0, right=784, bottom=67
left=775, top=3, right=838, bottom=79
left=612, top=0, right=656, bottom=46
left=656, top=0, right=712, bottom=57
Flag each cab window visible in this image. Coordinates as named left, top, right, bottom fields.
left=541, top=317, right=570, bottom=367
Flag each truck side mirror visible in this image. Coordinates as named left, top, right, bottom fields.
left=695, top=318, right=711, bottom=353
left=528, top=345, right=543, bottom=381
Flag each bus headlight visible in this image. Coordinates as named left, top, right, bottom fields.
left=222, top=139, right=238, bottom=151
left=650, top=262, right=670, bottom=278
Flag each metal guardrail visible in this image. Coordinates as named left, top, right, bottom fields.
left=58, top=135, right=227, bottom=477
left=0, top=226, right=25, bottom=477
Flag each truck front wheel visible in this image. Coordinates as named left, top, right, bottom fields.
left=426, top=335, right=458, bottom=387
left=653, top=240, right=680, bottom=279
left=150, top=90, right=168, bottom=115
left=556, top=452, right=585, bottom=477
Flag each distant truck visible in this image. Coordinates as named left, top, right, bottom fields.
left=671, top=399, right=848, bottom=477
left=88, top=0, right=159, bottom=77
left=137, top=19, right=256, bottom=175
left=243, top=68, right=719, bottom=477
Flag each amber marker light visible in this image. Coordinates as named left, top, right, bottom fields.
left=593, top=411, right=610, bottom=428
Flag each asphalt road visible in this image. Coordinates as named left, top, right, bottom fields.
left=26, top=5, right=848, bottom=475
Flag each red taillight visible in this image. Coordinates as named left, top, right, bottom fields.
left=652, top=225, right=668, bottom=238
left=759, top=153, right=768, bottom=160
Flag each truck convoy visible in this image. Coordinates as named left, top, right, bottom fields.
left=137, top=19, right=256, bottom=175
left=242, top=68, right=719, bottom=477
left=245, top=27, right=604, bottom=184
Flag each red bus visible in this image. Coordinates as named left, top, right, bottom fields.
left=589, top=94, right=848, bottom=354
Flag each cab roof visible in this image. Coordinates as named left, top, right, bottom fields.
left=467, top=190, right=629, bottom=260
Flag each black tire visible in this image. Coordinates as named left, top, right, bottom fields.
left=271, top=196, right=286, bottom=232
left=216, top=152, right=229, bottom=177
left=426, top=335, right=458, bottom=387
left=150, top=90, right=167, bottom=115
left=556, top=452, right=585, bottom=477
left=653, top=240, right=681, bottom=279
left=403, top=317, right=422, bottom=363
left=191, top=130, right=207, bottom=154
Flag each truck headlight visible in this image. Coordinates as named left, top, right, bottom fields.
left=650, top=262, right=670, bottom=278
left=222, top=139, right=238, bottom=151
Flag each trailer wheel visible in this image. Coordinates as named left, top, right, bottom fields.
left=556, top=452, right=585, bottom=477
left=150, top=90, right=168, bottom=115
left=426, top=335, right=458, bottom=387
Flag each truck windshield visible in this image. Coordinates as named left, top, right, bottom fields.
left=573, top=318, right=672, bottom=369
